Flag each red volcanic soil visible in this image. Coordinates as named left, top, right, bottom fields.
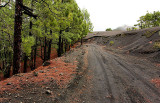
left=0, top=48, right=58, bottom=81
left=20, top=48, right=58, bottom=73
left=0, top=42, right=80, bottom=81
left=0, top=58, right=77, bottom=93
left=151, top=78, right=160, bottom=88
left=0, top=42, right=85, bottom=103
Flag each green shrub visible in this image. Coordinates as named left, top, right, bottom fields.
left=109, top=41, right=114, bottom=46
left=121, top=33, right=126, bottom=37
left=143, top=30, right=157, bottom=38
left=106, top=28, right=112, bottom=31
left=154, top=42, right=160, bottom=49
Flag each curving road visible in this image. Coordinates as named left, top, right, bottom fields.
left=59, top=43, right=160, bottom=103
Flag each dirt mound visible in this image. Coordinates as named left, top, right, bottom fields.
left=86, top=27, right=160, bottom=63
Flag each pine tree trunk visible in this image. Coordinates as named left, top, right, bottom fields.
left=47, top=30, right=52, bottom=60
left=23, top=53, right=28, bottom=73
left=30, top=49, right=34, bottom=70
left=40, top=39, right=43, bottom=60
left=4, top=64, right=11, bottom=78
left=33, top=37, right=37, bottom=69
left=43, top=37, right=47, bottom=63
left=2, top=61, right=4, bottom=71
left=81, top=37, right=83, bottom=45
left=58, top=30, right=62, bottom=57
left=65, top=40, right=67, bottom=52
left=29, top=21, right=32, bottom=36
left=29, top=0, right=33, bottom=36
left=61, top=38, right=64, bottom=54
left=4, top=50, right=11, bottom=78
left=69, top=44, right=71, bottom=50
left=4, top=47, right=6, bottom=71
left=0, top=58, right=1, bottom=71
left=13, top=0, right=23, bottom=75
left=47, top=40, right=52, bottom=60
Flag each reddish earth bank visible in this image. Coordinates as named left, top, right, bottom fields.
left=0, top=43, right=87, bottom=103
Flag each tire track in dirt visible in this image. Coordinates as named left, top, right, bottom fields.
left=88, top=45, right=114, bottom=103
left=57, top=43, right=160, bottom=103
left=94, top=50, right=114, bottom=103
left=105, top=47, right=160, bottom=102
left=93, top=45, right=146, bottom=103
left=87, top=44, right=160, bottom=103
left=113, top=58, right=160, bottom=103
left=114, top=58, right=160, bottom=95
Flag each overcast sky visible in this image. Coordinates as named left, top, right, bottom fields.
left=76, top=0, right=160, bottom=31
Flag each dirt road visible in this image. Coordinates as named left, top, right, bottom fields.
left=61, top=43, right=160, bottom=103
left=87, top=43, right=160, bottom=103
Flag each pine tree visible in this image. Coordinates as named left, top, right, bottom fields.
left=13, top=0, right=23, bottom=74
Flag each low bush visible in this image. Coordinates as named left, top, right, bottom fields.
left=143, top=30, right=157, bottom=38
left=154, top=42, right=160, bottom=49
left=109, top=41, right=114, bottom=46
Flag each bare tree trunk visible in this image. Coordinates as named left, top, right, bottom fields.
left=13, top=0, right=23, bottom=75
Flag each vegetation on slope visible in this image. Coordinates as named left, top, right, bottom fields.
left=0, top=0, right=93, bottom=78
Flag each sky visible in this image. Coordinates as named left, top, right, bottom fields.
left=75, top=0, right=160, bottom=31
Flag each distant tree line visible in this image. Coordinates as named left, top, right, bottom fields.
left=135, top=11, right=160, bottom=29
left=106, top=28, right=112, bottom=31
left=126, top=27, right=138, bottom=31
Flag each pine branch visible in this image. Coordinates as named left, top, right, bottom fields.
left=19, top=3, right=33, bottom=12
left=19, top=3, right=37, bottom=19
left=40, top=0, right=58, bottom=15
left=23, top=10, right=37, bottom=19
left=0, top=0, right=10, bottom=8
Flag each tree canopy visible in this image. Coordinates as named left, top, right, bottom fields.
left=135, top=11, right=160, bottom=29
left=106, top=28, right=112, bottom=31
left=0, top=0, right=93, bottom=77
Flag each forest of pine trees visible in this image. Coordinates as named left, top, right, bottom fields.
left=0, top=0, right=93, bottom=79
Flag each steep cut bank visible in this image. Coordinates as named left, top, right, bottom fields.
left=86, top=27, right=160, bottom=63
